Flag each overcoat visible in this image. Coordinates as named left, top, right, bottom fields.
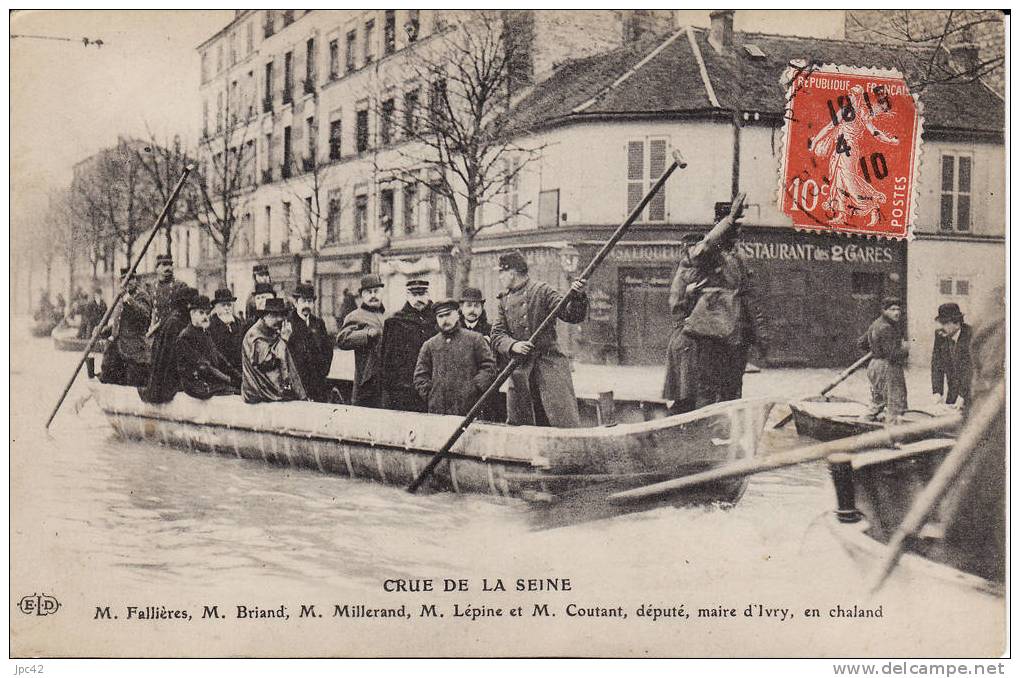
left=490, top=279, right=588, bottom=427
left=138, top=306, right=191, bottom=403
left=336, top=304, right=386, bottom=407
left=413, top=327, right=497, bottom=416
left=380, top=302, right=438, bottom=412
left=241, top=319, right=307, bottom=404
left=174, top=324, right=240, bottom=399
left=931, top=323, right=973, bottom=405
left=857, top=315, right=909, bottom=418
left=100, top=287, right=153, bottom=387
left=148, top=278, right=189, bottom=337
left=288, top=310, right=334, bottom=402
left=208, top=313, right=245, bottom=372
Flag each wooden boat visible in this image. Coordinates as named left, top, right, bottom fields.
left=790, top=396, right=939, bottom=442
left=88, top=381, right=773, bottom=512
left=31, top=317, right=60, bottom=337
left=51, top=319, right=107, bottom=353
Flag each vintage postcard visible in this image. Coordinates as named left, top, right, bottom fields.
left=10, top=9, right=1007, bottom=660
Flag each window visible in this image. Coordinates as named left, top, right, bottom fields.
left=329, top=119, right=342, bottom=160
left=428, top=182, right=445, bottom=232
left=229, top=31, right=237, bottom=66
left=282, top=201, right=292, bottom=252
left=403, top=183, right=417, bottom=234
left=202, top=100, right=209, bottom=137
left=216, top=92, right=223, bottom=131
left=384, top=10, right=396, bottom=55
left=246, top=22, right=254, bottom=54
left=329, top=38, right=339, bottom=79
left=283, top=51, right=294, bottom=104
left=306, top=115, right=316, bottom=160
left=939, top=278, right=954, bottom=295
left=538, top=189, right=559, bottom=228
left=304, top=38, right=316, bottom=93
left=230, top=80, right=239, bottom=125
left=403, top=88, right=419, bottom=135
left=429, top=78, right=447, bottom=125
left=406, top=10, right=420, bottom=42
left=282, top=125, right=292, bottom=177
left=956, top=280, right=970, bottom=296
left=326, top=190, right=341, bottom=243
left=263, top=132, right=273, bottom=175
left=940, top=154, right=972, bottom=232
left=627, top=137, right=668, bottom=222
left=380, top=98, right=395, bottom=145
left=185, top=229, right=191, bottom=268
left=263, top=61, right=274, bottom=112
left=380, top=188, right=395, bottom=234
left=354, top=194, right=368, bottom=241
left=939, top=277, right=971, bottom=297
left=201, top=51, right=209, bottom=83
left=282, top=10, right=295, bottom=27
left=356, top=108, right=369, bottom=153
left=246, top=70, right=255, bottom=118
left=262, top=206, right=272, bottom=254
left=263, top=10, right=275, bottom=38
left=364, top=19, right=375, bottom=64
left=245, top=139, right=256, bottom=186
left=345, top=30, right=357, bottom=72
left=303, top=196, right=314, bottom=248
left=216, top=43, right=223, bottom=73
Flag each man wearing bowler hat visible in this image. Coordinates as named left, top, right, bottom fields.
left=857, top=296, right=910, bottom=423
left=100, top=267, right=153, bottom=387
left=147, top=254, right=189, bottom=339
left=490, top=249, right=589, bottom=427
left=208, top=287, right=244, bottom=372
left=931, top=302, right=973, bottom=411
left=174, top=295, right=241, bottom=399
left=287, top=282, right=334, bottom=402
left=336, top=273, right=387, bottom=407
left=241, top=297, right=307, bottom=403
left=459, top=287, right=492, bottom=338
left=380, top=278, right=438, bottom=412
left=245, top=264, right=273, bottom=319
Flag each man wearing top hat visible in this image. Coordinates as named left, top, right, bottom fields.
left=208, top=287, right=244, bottom=372
left=287, top=282, right=334, bottom=402
left=931, top=302, right=973, bottom=411
left=856, top=296, right=910, bottom=423
left=241, top=297, right=307, bottom=403
left=380, top=278, right=439, bottom=412
left=174, top=295, right=241, bottom=399
left=336, top=273, right=387, bottom=408
left=414, top=299, right=496, bottom=416
left=147, top=254, right=190, bottom=339
left=243, top=281, right=277, bottom=335
left=100, top=267, right=153, bottom=387
left=490, top=250, right=589, bottom=427
left=245, top=264, right=273, bottom=320
left=140, top=285, right=198, bottom=403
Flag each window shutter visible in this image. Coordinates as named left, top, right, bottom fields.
left=627, top=141, right=644, bottom=218
left=648, top=138, right=667, bottom=221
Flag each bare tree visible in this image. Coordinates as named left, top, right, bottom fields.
left=375, top=10, right=542, bottom=294
left=46, top=188, right=85, bottom=301
left=68, top=171, right=112, bottom=283
left=136, top=130, right=197, bottom=256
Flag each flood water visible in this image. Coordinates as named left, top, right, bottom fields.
left=10, top=327, right=1004, bottom=657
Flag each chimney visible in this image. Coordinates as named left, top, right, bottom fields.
left=949, top=43, right=981, bottom=76
left=709, top=10, right=734, bottom=53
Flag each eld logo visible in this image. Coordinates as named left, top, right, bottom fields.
left=18, top=593, right=60, bottom=616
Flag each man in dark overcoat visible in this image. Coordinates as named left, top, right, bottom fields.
left=208, top=287, right=244, bottom=372
left=79, top=286, right=107, bottom=340
left=336, top=273, right=386, bottom=408
left=380, top=278, right=438, bottom=412
left=174, top=295, right=241, bottom=399
left=147, top=254, right=189, bottom=340
left=490, top=250, right=589, bottom=427
left=287, top=282, right=334, bottom=402
left=414, top=299, right=496, bottom=416
left=241, top=297, right=307, bottom=403
left=244, top=264, right=273, bottom=320
left=139, top=285, right=197, bottom=404
left=931, top=302, right=973, bottom=410
left=458, top=286, right=502, bottom=421
left=100, top=268, right=153, bottom=387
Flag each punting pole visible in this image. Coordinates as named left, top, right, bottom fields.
left=773, top=351, right=873, bottom=429
left=406, top=149, right=692, bottom=494
left=868, top=381, right=1004, bottom=594
left=45, top=165, right=195, bottom=429
left=607, top=413, right=963, bottom=505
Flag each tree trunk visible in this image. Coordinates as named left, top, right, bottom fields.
left=46, top=260, right=52, bottom=297
left=220, top=245, right=229, bottom=288
left=456, top=232, right=473, bottom=298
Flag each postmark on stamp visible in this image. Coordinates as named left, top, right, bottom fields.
left=778, top=63, right=923, bottom=239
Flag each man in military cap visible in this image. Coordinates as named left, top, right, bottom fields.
left=140, top=285, right=198, bottom=403
left=174, top=295, right=241, bottom=399
left=287, top=282, right=334, bottom=402
left=336, top=273, right=387, bottom=408
left=100, top=267, right=153, bottom=387
left=380, top=278, right=438, bottom=412
left=414, top=299, right=496, bottom=416
left=241, top=297, right=307, bottom=403
left=490, top=250, right=588, bottom=427
left=931, top=302, right=973, bottom=411
left=208, top=287, right=244, bottom=372
left=147, top=254, right=189, bottom=339
left=857, top=297, right=910, bottom=423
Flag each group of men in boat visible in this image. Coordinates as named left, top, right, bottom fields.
left=98, top=250, right=591, bottom=428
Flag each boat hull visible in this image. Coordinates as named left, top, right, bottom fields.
left=791, top=397, right=937, bottom=442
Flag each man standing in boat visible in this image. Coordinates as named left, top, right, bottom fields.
left=208, top=287, right=244, bottom=373
left=100, top=267, right=153, bottom=387
left=139, top=285, right=198, bottom=404
left=857, top=297, right=909, bottom=423
left=287, top=282, right=334, bottom=402
left=244, top=264, right=273, bottom=319
left=490, top=250, right=589, bottom=427
left=147, top=254, right=189, bottom=340
left=379, top=278, right=438, bottom=412
left=336, top=273, right=386, bottom=408
left=931, top=302, right=973, bottom=412
left=174, top=295, right=241, bottom=399
left=241, top=297, right=307, bottom=403
left=459, top=286, right=502, bottom=421
left=414, top=299, right=497, bottom=416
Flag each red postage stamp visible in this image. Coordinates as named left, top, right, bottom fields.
left=778, top=64, right=922, bottom=239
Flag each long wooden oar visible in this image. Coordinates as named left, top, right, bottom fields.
left=773, top=351, right=872, bottom=429
left=407, top=150, right=692, bottom=493
left=45, top=165, right=194, bottom=429
left=608, top=413, right=962, bottom=505
left=868, top=382, right=1004, bottom=593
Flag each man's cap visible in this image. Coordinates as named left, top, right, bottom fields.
left=213, top=288, right=237, bottom=304
left=406, top=278, right=430, bottom=292
left=882, top=296, right=902, bottom=310
left=253, top=282, right=275, bottom=295
left=497, top=250, right=528, bottom=273
left=293, top=282, right=316, bottom=300
left=263, top=297, right=288, bottom=315
left=189, top=295, right=213, bottom=311
left=460, top=287, right=484, bottom=303
left=935, top=302, right=964, bottom=323
left=156, top=254, right=174, bottom=265
left=433, top=298, right=460, bottom=315
left=359, top=273, right=384, bottom=292
left=252, top=264, right=269, bottom=275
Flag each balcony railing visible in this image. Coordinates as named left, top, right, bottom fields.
left=262, top=97, right=273, bottom=114
left=261, top=168, right=273, bottom=184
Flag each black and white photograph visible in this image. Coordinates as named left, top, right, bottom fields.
left=9, top=8, right=1007, bottom=663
